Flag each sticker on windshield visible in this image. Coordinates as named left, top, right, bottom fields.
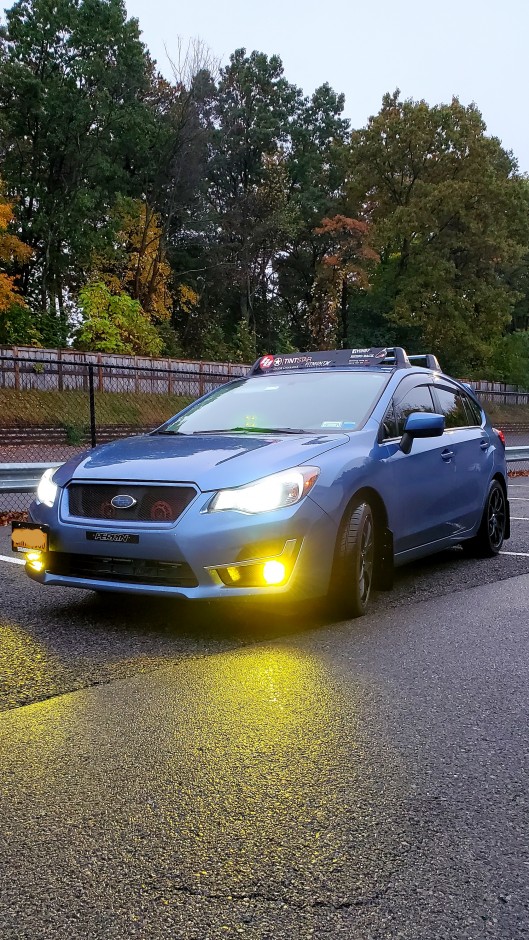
left=320, top=420, right=357, bottom=430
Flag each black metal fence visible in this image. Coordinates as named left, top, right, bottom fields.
left=0, top=355, right=247, bottom=515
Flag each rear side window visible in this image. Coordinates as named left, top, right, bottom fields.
left=435, top=387, right=480, bottom=428
left=463, top=394, right=482, bottom=426
left=393, top=385, right=436, bottom=436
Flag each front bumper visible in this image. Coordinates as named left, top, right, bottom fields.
left=26, top=492, right=337, bottom=600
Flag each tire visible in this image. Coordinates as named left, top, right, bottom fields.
left=329, top=501, right=375, bottom=619
left=463, top=480, right=507, bottom=558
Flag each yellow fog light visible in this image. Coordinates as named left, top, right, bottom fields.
left=26, top=551, right=44, bottom=572
left=226, top=566, right=241, bottom=583
left=262, top=560, right=286, bottom=585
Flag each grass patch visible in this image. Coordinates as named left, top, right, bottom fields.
left=481, top=402, right=529, bottom=426
left=0, top=389, right=193, bottom=428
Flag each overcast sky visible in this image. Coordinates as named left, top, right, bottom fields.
left=124, top=0, right=529, bottom=172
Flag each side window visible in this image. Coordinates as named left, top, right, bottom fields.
left=436, top=387, right=478, bottom=428
left=380, top=402, right=398, bottom=440
left=463, top=394, right=483, bottom=427
left=394, top=384, right=436, bottom=436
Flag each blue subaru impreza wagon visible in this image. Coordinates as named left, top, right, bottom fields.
left=12, top=347, right=509, bottom=617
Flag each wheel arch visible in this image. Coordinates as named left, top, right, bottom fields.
left=493, top=471, right=508, bottom=493
left=335, top=486, right=394, bottom=589
left=341, top=486, right=388, bottom=531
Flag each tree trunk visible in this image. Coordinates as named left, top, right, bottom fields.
left=57, top=276, right=67, bottom=344
left=240, top=287, right=249, bottom=325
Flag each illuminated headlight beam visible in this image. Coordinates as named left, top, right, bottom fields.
left=36, top=468, right=58, bottom=508
left=208, top=467, right=319, bottom=514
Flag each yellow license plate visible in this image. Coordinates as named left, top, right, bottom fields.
left=11, top=524, right=49, bottom=553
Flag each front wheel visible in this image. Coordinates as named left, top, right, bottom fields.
left=328, top=501, right=375, bottom=619
left=463, top=480, right=507, bottom=557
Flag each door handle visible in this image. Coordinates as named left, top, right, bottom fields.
left=441, top=450, right=454, bottom=461
left=480, top=439, right=489, bottom=450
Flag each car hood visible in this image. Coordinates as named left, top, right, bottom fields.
left=54, top=431, right=349, bottom=491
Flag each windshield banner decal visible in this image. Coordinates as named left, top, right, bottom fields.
left=254, top=348, right=388, bottom=373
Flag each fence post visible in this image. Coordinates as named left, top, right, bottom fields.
left=57, top=347, right=63, bottom=392
left=13, top=346, right=19, bottom=391
left=88, top=364, right=97, bottom=448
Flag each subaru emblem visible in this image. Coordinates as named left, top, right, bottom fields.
left=111, top=494, right=137, bottom=510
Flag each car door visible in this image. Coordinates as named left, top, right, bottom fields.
left=380, top=378, right=458, bottom=553
left=430, top=382, right=493, bottom=532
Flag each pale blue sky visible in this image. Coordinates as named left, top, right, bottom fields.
left=125, top=0, right=529, bottom=172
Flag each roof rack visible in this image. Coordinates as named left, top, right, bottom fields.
left=248, top=347, right=441, bottom=376
left=249, top=347, right=412, bottom=375
left=379, top=347, right=411, bottom=368
left=408, top=354, right=442, bottom=371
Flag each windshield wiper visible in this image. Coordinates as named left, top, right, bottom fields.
left=192, top=426, right=306, bottom=435
left=153, top=430, right=187, bottom=435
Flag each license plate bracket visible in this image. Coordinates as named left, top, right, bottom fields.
left=11, top=522, right=49, bottom=553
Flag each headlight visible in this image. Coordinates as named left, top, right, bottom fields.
left=209, top=466, right=319, bottom=514
left=36, top=468, right=58, bottom=507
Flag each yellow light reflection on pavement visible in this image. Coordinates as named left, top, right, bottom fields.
left=155, top=646, right=392, bottom=893
left=0, top=641, right=407, bottom=929
left=0, top=623, right=58, bottom=714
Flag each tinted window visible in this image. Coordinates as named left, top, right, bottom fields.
left=380, top=403, right=398, bottom=440
left=464, top=394, right=482, bottom=426
left=160, top=371, right=389, bottom=435
left=394, top=385, right=435, bottom=436
left=435, top=387, right=478, bottom=428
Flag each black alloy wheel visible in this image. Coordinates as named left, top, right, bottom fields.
left=486, top=481, right=507, bottom=553
left=329, top=501, right=375, bottom=619
left=464, top=479, right=507, bottom=557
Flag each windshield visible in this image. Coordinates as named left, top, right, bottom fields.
left=159, top=371, right=388, bottom=435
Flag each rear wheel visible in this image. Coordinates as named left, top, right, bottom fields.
left=329, top=501, right=375, bottom=619
left=463, top=480, right=507, bottom=557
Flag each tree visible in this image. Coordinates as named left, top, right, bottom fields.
left=202, top=49, right=301, bottom=342
left=347, top=91, right=529, bottom=374
left=92, top=197, right=174, bottom=322
left=490, top=330, right=529, bottom=388
left=74, top=282, right=163, bottom=355
left=0, top=179, right=37, bottom=342
left=0, top=180, right=31, bottom=310
left=276, top=83, right=351, bottom=349
left=0, top=0, right=153, bottom=343
left=308, top=215, right=377, bottom=347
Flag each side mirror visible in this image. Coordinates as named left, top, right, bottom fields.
left=400, top=412, right=445, bottom=454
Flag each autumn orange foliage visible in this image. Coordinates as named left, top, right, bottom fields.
left=0, top=187, right=32, bottom=312
left=308, top=215, right=378, bottom=347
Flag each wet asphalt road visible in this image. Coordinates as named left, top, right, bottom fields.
left=1, top=482, right=529, bottom=938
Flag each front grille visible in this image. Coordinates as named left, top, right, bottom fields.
left=67, top=484, right=196, bottom=523
left=47, top=553, right=198, bottom=588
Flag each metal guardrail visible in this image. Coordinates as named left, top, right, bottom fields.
left=505, top=447, right=529, bottom=463
left=0, top=447, right=528, bottom=496
left=0, top=462, right=62, bottom=493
